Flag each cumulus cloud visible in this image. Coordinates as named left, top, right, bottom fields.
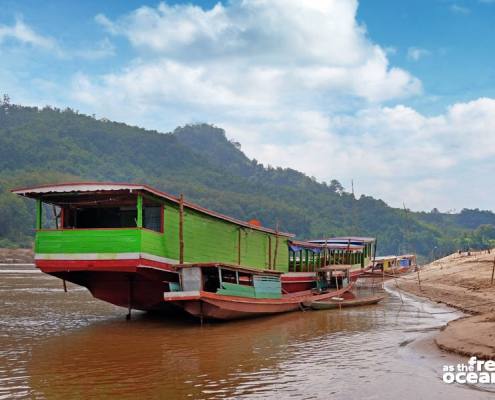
left=91, top=0, right=421, bottom=104
left=232, top=98, right=495, bottom=210
left=66, top=1, right=495, bottom=211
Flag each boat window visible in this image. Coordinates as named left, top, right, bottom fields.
left=144, top=206, right=162, bottom=232
left=42, top=205, right=62, bottom=229
left=220, top=269, right=238, bottom=284
left=64, top=206, right=137, bottom=229
left=203, top=268, right=220, bottom=292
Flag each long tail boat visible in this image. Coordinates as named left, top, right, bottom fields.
left=282, top=237, right=377, bottom=291
left=306, top=295, right=385, bottom=310
left=308, top=237, right=377, bottom=281
left=164, top=263, right=354, bottom=320
left=12, top=182, right=352, bottom=317
left=372, top=254, right=417, bottom=275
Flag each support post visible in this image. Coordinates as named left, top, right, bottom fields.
left=272, top=223, right=279, bottom=270
left=35, top=198, right=42, bottom=230
left=491, top=256, right=495, bottom=286
left=416, top=265, right=422, bottom=291
left=179, top=194, right=184, bottom=264
left=268, top=236, right=272, bottom=269
left=126, top=276, right=133, bottom=320
left=372, top=239, right=377, bottom=269
left=136, top=194, right=143, bottom=228
left=237, top=228, right=241, bottom=265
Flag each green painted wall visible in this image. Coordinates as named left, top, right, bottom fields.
left=36, top=229, right=141, bottom=254
left=35, top=195, right=290, bottom=272
left=141, top=229, right=166, bottom=257
left=162, top=203, right=289, bottom=271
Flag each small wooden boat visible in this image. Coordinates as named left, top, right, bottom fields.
left=164, top=263, right=354, bottom=321
left=304, top=294, right=385, bottom=310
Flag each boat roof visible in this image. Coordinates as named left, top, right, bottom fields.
left=374, top=255, right=398, bottom=261
left=398, top=254, right=416, bottom=259
left=175, top=262, right=283, bottom=276
left=11, top=182, right=294, bottom=237
left=310, top=236, right=376, bottom=245
left=289, top=239, right=364, bottom=251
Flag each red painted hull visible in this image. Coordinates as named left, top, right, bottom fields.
left=165, top=284, right=354, bottom=320
left=36, top=258, right=179, bottom=311
left=281, top=272, right=316, bottom=292
left=281, top=267, right=370, bottom=293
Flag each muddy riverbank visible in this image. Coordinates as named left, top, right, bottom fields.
left=0, top=248, right=33, bottom=264
left=396, top=251, right=495, bottom=360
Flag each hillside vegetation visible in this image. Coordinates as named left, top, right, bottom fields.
left=1, top=99, right=494, bottom=260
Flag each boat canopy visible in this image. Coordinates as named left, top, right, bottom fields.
left=309, top=236, right=375, bottom=246
left=290, top=239, right=364, bottom=253
left=374, top=255, right=398, bottom=262
left=288, top=240, right=325, bottom=253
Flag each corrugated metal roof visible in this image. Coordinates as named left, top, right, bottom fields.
left=373, top=256, right=398, bottom=261
left=310, top=236, right=376, bottom=245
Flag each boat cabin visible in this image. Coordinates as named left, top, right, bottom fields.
left=308, top=236, right=376, bottom=270
left=373, top=255, right=398, bottom=271
left=316, top=265, right=352, bottom=291
left=397, top=254, right=417, bottom=269
left=12, top=182, right=294, bottom=273
left=169, top=263, right=283, bottom=299
left=373, top=254, right=417, bottom=272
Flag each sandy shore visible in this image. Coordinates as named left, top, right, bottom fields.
left=397, top=251, right=495, bottom=359
left=0, top=248, right=34, bottom=264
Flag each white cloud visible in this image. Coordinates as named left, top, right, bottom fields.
left=92, top=0, right=421, bottom=104
left=407, top=47, right=430, bottom=61
left=73, top=38, right=115, bottom=60
left=233, top=98, right=495, bottom=211
left=66, top=1, right=495, bottom=211
left=0, top=18, right=57, bottom=51
left=0, top=18, right=115, bottom=60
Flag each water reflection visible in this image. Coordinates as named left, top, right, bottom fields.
left=0, top=265, right=492, bottom=399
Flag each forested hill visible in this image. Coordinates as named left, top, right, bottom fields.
left=1, top=100, right=494, bottom=260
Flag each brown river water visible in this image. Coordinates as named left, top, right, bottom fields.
left=1, top=264, right=493, bottom=399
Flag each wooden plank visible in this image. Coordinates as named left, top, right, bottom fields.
left=136, top=194, right=143, bottom=228
left=179, top=193, right=184, bottom=264
left=36, top=198, right=42, bottom=229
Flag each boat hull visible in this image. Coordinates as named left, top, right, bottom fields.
left=36, top=256, right=179, bottom=311
left=164, top=284, right=354, bottom=321
left=306, top=294, right=385, bottom=310
left=280, top=267, right=369, bottom=292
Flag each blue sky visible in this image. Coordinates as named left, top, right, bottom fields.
left=1, top=1, right=494, bottom=212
